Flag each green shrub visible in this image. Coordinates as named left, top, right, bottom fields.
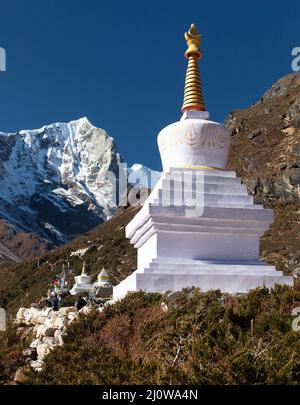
left=22, top=286, right=300, bottom=385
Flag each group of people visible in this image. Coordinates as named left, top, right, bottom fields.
left=43, top=292, right=87, bottom=312
left=74, top=295, right=87, bottom=311
left=45, top=293, right=60, bottom=311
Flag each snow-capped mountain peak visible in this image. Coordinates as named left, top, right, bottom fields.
left=0, top=118, right=160, bottom=247
left=128, top=164, right=161, bottom=189
left=0, top=118, right=121, bottom=244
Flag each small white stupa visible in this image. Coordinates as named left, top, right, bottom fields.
left=70, top=261, right=93, bottom=295
left=113, top=23, right=293, bottom=299
left=93, top=269, right=113, bottom=298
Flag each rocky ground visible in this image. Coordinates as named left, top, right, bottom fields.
left=226, top=72, right=300, bottom=273
left=14, top=305, right=93, bottom=376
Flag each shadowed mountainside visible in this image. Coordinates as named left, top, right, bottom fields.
left=0, top=220, right=52, bottom=267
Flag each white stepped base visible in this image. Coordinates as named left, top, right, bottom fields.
left=114, top=168, right=294, bottom=299
left=146, top=260, right=278, bottom=275
left=113, top=262, right=293, bottom=299
left=153, top=192, right=253, bottom=206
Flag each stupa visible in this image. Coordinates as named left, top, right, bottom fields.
left=113, top=23, right=293, bottom=299
left=70, top=261, right=93, bottom=295
left=92, top=268, right=113, bottom=298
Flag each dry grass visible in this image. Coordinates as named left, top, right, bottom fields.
left=19, top=286, right=300, bottom=385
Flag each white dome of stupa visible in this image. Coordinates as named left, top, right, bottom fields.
left=158, top=114, right=231, bottom=172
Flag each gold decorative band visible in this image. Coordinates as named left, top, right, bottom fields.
left=176, top=165, right=225, bottom=171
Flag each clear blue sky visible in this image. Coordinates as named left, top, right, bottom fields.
left=0, top=0, right=299, bottom=170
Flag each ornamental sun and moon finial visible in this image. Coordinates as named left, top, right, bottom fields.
left=181, top=23, right=206, bottom=112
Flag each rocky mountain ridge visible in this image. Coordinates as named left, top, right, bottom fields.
left=226, top=72, right=300, bottom=273
left=0, top=117, right=122, bottom=246
left=0, top=118, right=161, bottom=267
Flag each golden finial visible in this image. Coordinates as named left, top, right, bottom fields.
left=181, top=23, right=206, bottom=112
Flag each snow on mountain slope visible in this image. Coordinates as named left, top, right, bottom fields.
left=128, top=164, right=161, bottom=189
left=0, top=117, right=160, bottom=253
left=0, top=117, right=122, bottom=245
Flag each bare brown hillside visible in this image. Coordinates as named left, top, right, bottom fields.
left=226, top=72, right=300, bottom=273
left=0, top=220, right=52, bottom=268
left=0, top=206, right=139, bottom=313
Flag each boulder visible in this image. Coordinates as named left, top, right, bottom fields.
left=247, top=129, right=265, bottom=145
left=247, top=171, right=300, bottom=202
left=30, top=359, right=44, bottom=371
left=36, top=324, right=48, bottom=339
left=15, top=308, right=27, bottom=324
left=38, top=325, right=56, bottom=338
left=54, top=330, right=64, bottom=346
left=16, top=308, right=45, bottom=325
left=41, top=307, right=53, bottom=317
left=290, top=142, right=300, bottom=157
left=288, top=171, right=300, bottom=187
left=54, top=316, right=65, bottom=330
left=44, top=317, right=57, bottom=329
left=58, top=307, right=77, bottom=316
left=79, top=306, right=93, bottom=315
left=21, top=309, right=33, bottom=325
left=246, top=176, right=275, bottom=198
left=29, top=338, right=42, bottom=349
left=67, top=312, right=78, bottom=322
left=22, top=348, right=37, bottom=361
left=30, top=310, right=48, bottom=325
left=42, top=337, right=57, bottom=347
left=36, top=343, right=51, bottom=361
left=288, top=96, right=300, bottom=127
left=44, top=327, right=57, bottom=337
left=273, top=171, right=300, bottom=201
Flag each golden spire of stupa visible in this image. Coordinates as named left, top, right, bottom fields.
left=181, top=23, right=206, bottom=112
left=81, top=261, right=86, bottom=274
